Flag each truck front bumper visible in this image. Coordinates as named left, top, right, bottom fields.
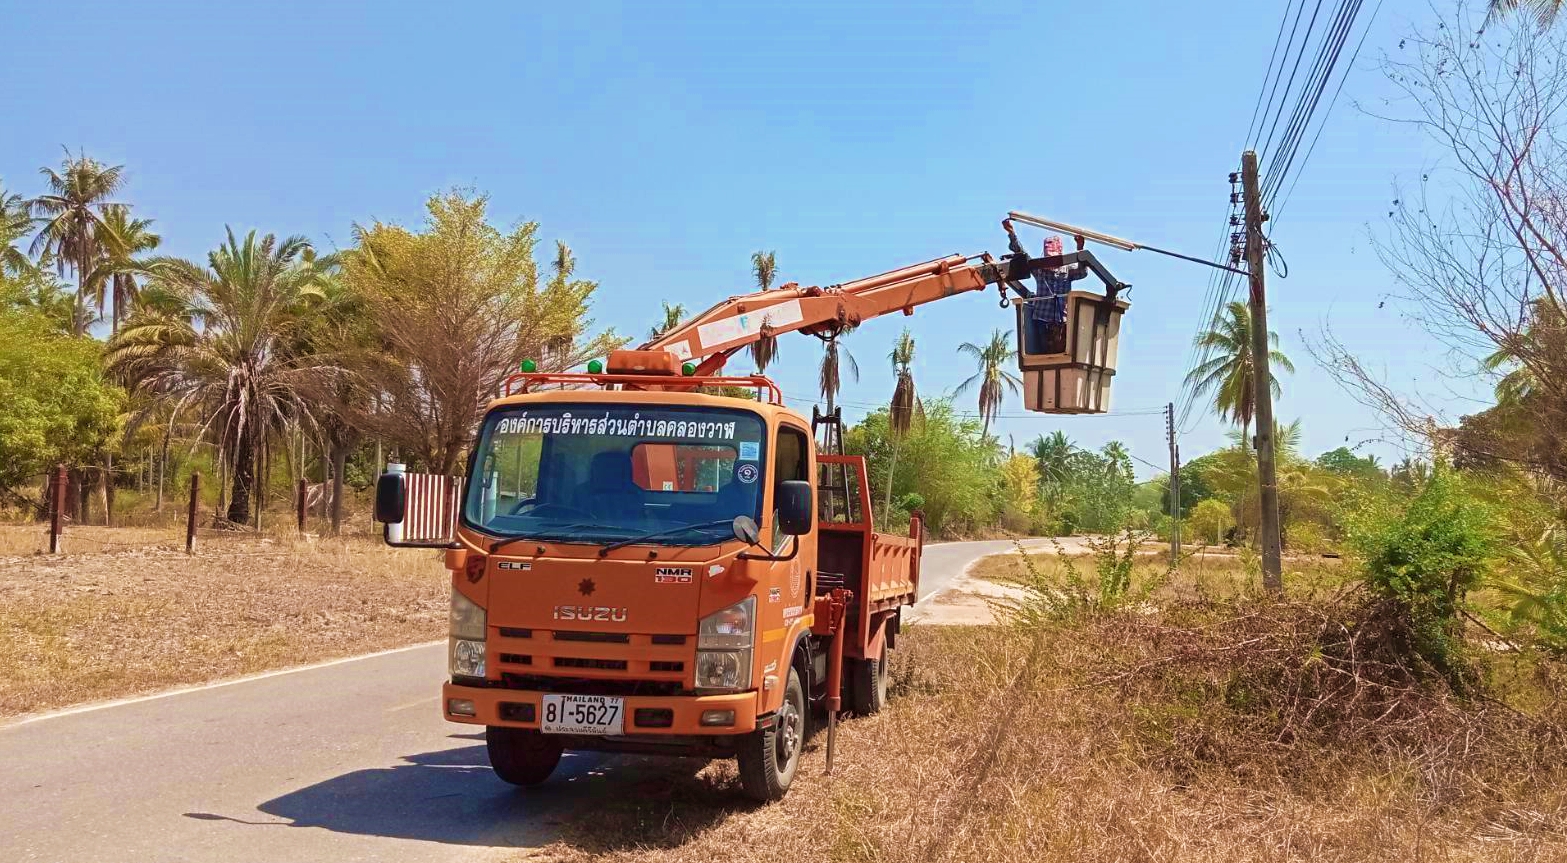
left=441, top=682, right=759, bottom=736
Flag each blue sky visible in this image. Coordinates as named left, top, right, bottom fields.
left=2, top=0, right=1467, bottom=477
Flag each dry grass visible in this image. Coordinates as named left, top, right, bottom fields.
left=0, top=527, right=446, bottom=718
left=518, top=598, right=1567, bottom=862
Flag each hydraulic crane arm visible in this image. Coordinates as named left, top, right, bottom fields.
left=639, top=229, right=1128, bottom=375
left=639, top=252, right=1013, bottom=375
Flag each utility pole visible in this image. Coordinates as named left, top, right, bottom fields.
left=1241, top=150, right=1283, bottom=591
left=1166, top=403, right=1181, bottom=563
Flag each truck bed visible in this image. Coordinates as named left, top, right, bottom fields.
left=815, top=455, right=922, bottom=659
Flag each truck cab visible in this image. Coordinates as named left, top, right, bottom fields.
left=379, top=366, right=921, bottom=801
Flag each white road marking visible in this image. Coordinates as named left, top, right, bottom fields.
left=387, top=695, right=441, bottom=713
left=5, top=640, right=444, bottom=728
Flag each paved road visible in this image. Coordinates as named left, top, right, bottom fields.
left=0, top=538, right=1036, bottom=863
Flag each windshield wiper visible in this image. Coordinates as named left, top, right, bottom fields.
left=597, top=519, right=736, bottom=556
left=490, top=522, right=637, bottom=554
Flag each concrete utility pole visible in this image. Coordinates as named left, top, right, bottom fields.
left=1166, top=402, right=1181, bottom=563
left=1241, top=150, right=1283, bottom=591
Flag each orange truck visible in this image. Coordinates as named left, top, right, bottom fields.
left=375, top=222, right=1129, bottom=800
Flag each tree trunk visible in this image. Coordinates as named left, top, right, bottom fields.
left=156, top=435, right=168, bottom=514
left=883, top=439, right=902, bottom=523
left=101, top=457, right=113, bottom=527
left=226, top=426, right=256, bottom=526
left=330, top=441, right=347, bottom=536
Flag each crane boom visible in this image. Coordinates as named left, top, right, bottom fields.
left=639, top=253, right=1017, bottom=374
left=618, top=219, right=1132, bottom=413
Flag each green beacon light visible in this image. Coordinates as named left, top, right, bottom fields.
left=519, top=359, right=537, bottom=373
left=682, top=362, right=697, bottom=377
left=587, top=359, right=604, bottom=374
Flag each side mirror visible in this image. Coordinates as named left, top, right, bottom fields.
left=375, top=472, right=406, bottom=525
left=775, top=480, right=812, bottom=536
left=731, top=515, right=762, bottom=546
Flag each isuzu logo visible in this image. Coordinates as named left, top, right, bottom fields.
left=553, top=605, right=628, bottom=622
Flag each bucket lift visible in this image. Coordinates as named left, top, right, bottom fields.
left=1002, top=222, right=1130, bottom=413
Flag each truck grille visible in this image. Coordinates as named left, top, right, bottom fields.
left=493, top=629, right=691, bottom=684
left=500, top=673, right=684, bottom=697
left=553, top=631, right=630, bottom=644
left=554, top=657, right=629, bottom=671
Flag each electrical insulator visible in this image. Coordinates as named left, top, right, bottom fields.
left=1228, top=172, right=1240, bottom=184
left=1229, top=215, right=1242, bottom=226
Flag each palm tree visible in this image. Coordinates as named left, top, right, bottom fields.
left=956, top=329, right=1022, bottom=439
left=749, top=250, right=779, bottom=371
left=29, top=150, right=125, bottom=335
left=1488, top=0, right=1562, bottom=27
left=817, top=329, right=859, bottom=414
left=649, top=301, right=686, bottom=340
left=885, top=329, right=917, bottom=518
left=1029, top=431, right=1075, bottom=484
left=1184, top=301, right=1294, bottom=447
left=0, top=180, right=36, bottom=276
left=86, top=205, right=161, bottom=333
left=107, top=228, right=341, bottom=525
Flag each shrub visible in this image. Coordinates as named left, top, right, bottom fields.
left=1188, top=498, right=1233, bottom=546
left=1341, top=467, right=1497, bottom=679
left=994, top=530, right=1165, bottom=624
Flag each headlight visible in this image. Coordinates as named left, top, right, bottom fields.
left=450, top=589, right=486, bottom=640
left=696, top=597, right=755, bottom=691
left=699, top=597, right=755, bottom=649
left=695, top=650, right=749, bottom=690
left=450, top=638, right=486, bottom=678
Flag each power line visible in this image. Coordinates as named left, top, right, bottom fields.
left=1271, top=0, right=1384, bottom=224
left=1257, top=0, right=1327, bottom=161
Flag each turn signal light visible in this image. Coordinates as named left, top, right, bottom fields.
left=465, top=553, right=487, bottom=584
left=700, top=709, right=736, bottom=727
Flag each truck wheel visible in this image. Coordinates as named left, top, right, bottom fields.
left=848, top=642, right=889, bottom=715
left=737, top=666, right=805, bottom=802
left=486, top=726, right=563, bottom=786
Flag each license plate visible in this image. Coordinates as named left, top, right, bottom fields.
left=540, top=694, right=625, bottom=735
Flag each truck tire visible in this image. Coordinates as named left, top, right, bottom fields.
left=486, top=726, right=563, bottom=787
left=737, top=666, right=805, bottom=802
left=848, top=642, right=889, bottom=716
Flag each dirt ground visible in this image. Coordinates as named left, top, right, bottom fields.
left=0, top=525, right=447, bottom=718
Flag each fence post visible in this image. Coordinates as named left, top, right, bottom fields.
left=186, top=472, right=201, bottom=555
left=296, top=479, right=307, bottom=534
left=50, top=464, right=66, bottom=554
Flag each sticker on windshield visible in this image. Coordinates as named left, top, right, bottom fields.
left=736, top=463, right=759, bottom=484
left=738, top=441, right=759, bottom=462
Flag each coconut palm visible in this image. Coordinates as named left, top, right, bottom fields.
left=817, top=329, right=859, bottom=414
left=1029, top=430, right=1077, bottom=518
left=955, top=329, right=1022, bottom=439
left=29, top=150, right=125, bottom=334
left=1488, top=0, right=1563, bottom=26
left=885, top=329, right=917, bottom=517
left=0, top=180, right=36, bottom=276
left=86, top=205, right=161, bottom=333
left=749, top=250, right=780, bottom=371
left=1184, top=301, right=1294, bottom=447
left=649, top=301, right=686, bottom=340
left=1029, top=431, right=1075, bottom=483
left=107, top=228, right=341, bottom=525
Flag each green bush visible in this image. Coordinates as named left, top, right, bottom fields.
left=1341, top=467, right=1497, bottom=677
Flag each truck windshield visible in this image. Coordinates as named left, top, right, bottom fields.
left=464, top=403, right=767, bottom=546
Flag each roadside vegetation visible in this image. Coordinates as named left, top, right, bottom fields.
left=522, top=538, right=1567, bottom=862
left=0, top=527, right=445, bottom=718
